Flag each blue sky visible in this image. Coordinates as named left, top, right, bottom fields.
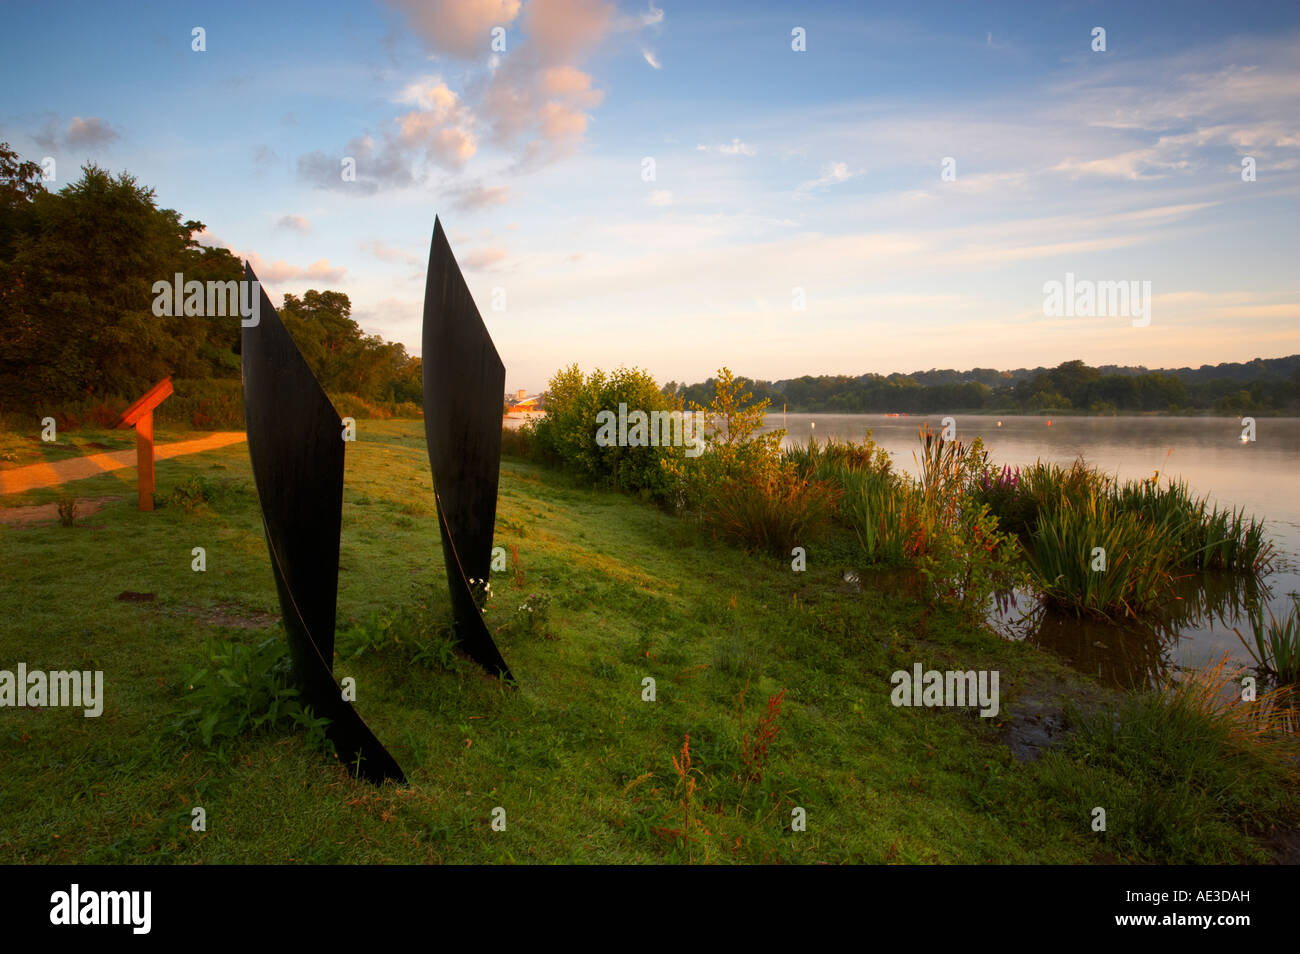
left=3, top=0, right=1298, bottom=392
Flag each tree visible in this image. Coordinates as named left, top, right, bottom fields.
left=0, top=160, right=237, bottom=405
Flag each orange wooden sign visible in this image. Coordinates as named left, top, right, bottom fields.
left=115, top=376, right=173, bottom=511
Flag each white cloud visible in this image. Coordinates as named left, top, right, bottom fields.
left=642, top=48, right=661, bottom=69
left=697, top=138, right=755, bottom=156
left=795, top=161, right=858, bottom=193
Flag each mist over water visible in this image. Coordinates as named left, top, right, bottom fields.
left=765, top=413, right=1300, bottom=686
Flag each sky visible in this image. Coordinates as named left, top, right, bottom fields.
left=2, top=0, right=1298, bottom=393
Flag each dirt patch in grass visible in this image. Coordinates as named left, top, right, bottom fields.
left=175, top=601, right=281, bottom=629
left=116, top=591, right=157, bottom=603
left=0, top=497, right=121, bottom=526
left=998, top=672, right=1109, bottom=763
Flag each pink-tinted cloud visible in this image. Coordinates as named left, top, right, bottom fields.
left=385, top=0, right=521, bottom=58
left=443, top=181, right=511, bottom=211
left=65, top=116, right=119, bottom=148
left=243, top=250, right=346, bottom=284
left=462, top=247, right=508, bottom=270
left=362, top=240, right=420, bottom=265
left=521, top=0, right=613, bottom=64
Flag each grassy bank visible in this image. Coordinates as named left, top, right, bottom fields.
left=1, top=420, right=1296, bottom=863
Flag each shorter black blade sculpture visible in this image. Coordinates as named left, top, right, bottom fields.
left=242, top=264, right=405, bottom=784
left=422, top=219, right=513, bottom=681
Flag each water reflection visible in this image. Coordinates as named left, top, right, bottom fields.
left=988, top=572, right=1272, bottom=690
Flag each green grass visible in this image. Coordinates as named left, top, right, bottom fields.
left=0, top=419, right=1295, bottom=863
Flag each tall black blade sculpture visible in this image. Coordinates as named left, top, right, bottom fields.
left=241, top=264, right=405, bottom=784
left=422, top=218, right=513, bottom=681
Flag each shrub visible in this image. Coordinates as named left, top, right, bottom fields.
left=702, top=462, right=838, bottom=556
left=662, top=367, right=784, bottom=514
left=328, top=391, right=389, bottom=421
left=155, top=378, right=244, bottom=429
left=500, top=423, right=534, bottom=459
left=173, top=635, right=332, bottom=750
left=160, top=474, right=249, bottom=513
left=56, top=497, right=79, bottom=527
left=530, top=364, right=678, bottom=498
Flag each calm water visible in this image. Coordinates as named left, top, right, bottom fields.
left=761, top=413, right=1300, bottom=687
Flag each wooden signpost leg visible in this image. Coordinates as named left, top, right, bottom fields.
left=136, top=410, right=154, bottom=511
left=114, top=376, right=172, bottom=513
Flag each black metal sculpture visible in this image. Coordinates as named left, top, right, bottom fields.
left=241, top=265, right=405, bottom=784
left=421, top=218, right=513, bottom=681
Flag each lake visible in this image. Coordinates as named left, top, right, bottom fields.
left=761, top=413, right=1300, bottom=687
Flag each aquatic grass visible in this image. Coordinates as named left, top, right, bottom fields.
left=979, top=454, right=1274, bottom=618
left=1235, top=597, right=1300, bottom=687
left=783, top=432, right=892, bottom=485
left=841, top=469, right=927, bottom=567
left=1113, top=477, right=1274, bottom=573
left=1023, top=491, right=1175, bottom=618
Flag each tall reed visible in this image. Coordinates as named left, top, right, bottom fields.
left=1235, top=597, right=1300, bottom=687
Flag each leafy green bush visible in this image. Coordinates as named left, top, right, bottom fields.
left=336, top=584, right=462, bottom=671
left=530, top=364, right=678, bottom=498
left=173, top=635, right=332, bottom=750
left=328, top=391, right=390, bottom=421
left=662, top=368, right=784, bottom=514
left=159, top=474, right=249, bottom=513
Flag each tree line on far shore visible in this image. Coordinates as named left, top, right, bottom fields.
left=663, top=356, right=1300, bottom=416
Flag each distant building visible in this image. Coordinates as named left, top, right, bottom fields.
left=506, top=393, right=544, bottom=414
